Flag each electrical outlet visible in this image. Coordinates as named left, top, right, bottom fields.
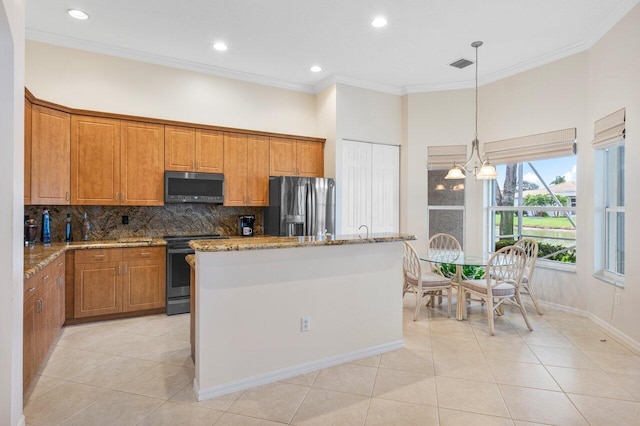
left=122, top=215, right=129, bottom=225
left=301, top=316, right=311, bottom=332
left=615, top=293, right=621, bottom=305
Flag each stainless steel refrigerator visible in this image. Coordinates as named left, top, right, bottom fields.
left=264, top=176, right=336, bottom=237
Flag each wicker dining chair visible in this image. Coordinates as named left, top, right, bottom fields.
left=515, top=238, right=543, bottom=315
left=459, top=245, right=533, bottom=335
left=402, top=234, right=460, bottom=320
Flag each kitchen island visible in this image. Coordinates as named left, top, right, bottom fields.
left=189, top=233, right=415, bottom=400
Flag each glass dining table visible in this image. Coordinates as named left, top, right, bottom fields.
left=419, top=251, right=491, bottom=320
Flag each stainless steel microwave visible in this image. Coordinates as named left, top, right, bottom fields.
left=164, top=171, right=224, bottom=204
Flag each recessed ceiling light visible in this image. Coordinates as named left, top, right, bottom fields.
left=371, top=16, right=387, bottom=28
left=67, top=9, right=89, bottom=20
left=213, top=42, right=228, bottom=52
left=310, top=65, right=322, bottom=73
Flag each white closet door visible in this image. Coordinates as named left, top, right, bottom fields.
left=341, top=140, right=372, bottom=235
left=371, top=144, right=399, bottom=233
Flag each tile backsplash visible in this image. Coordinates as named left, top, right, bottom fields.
left=24, top=204, right=263, bottom=242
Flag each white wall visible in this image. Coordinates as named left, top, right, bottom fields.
left=1, top=0, right=26, bottom=424
left=26, top=41, right=319, bottom=138
left=586, top=4, right=640, bottom=343
left=316, top=84, right=337, bottom=178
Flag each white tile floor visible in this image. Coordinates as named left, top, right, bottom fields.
left=24, top=296, right=640, bottom=425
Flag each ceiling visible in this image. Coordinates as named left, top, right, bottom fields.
left=25, top=0, right=639, bottom=94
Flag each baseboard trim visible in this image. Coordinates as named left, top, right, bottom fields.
left=194, top=339, right=404, bottom=400
left=539, top=300, right=640, bottom=353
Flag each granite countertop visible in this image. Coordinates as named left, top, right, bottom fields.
left=24, top=238, right=167, bottom=279
left=189, top=233, right=416, bottom=252
left=185, top=254, right=195, bottom=268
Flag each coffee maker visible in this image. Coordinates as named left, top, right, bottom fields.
left=238, top=215, right=255, bottom=237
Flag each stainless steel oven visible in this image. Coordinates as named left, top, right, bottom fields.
left=165, top=234, right=228, bottom=315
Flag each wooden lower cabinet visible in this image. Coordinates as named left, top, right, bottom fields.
left=74, top=247, right=165, bottom=318
left=23, top=253, right=65, bottom=390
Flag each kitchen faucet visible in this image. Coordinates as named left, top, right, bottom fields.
left=358, top=224, right=369, bottom=238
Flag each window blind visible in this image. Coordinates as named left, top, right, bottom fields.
left=482, top=128, right=576, bottom=165
left=427, top=145, right=467, bottom=170
left=593, top=108, right=625, bottom=149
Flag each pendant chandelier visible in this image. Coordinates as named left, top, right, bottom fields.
left=445, top=41, right=498, bottom=180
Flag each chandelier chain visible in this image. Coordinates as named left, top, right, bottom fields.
left=475, top=42, right=479, bottom=142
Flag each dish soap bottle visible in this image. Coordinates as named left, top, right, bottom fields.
left=41, top=208, right=51, bottom=246
left=82, top=212, right=91, bottom=241
left=65, top=213, right=73, bottom=243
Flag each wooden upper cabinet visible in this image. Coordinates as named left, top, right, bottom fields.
left=269, top=137, right=297, bottom=176
left=72, top=117, right=163, bottom=206
left=31, top=105, right=71, bottom=205
left=196, top=129, right=224, bottom=173
left=121, top=121, right=164, bottom=206
left=165, top=126, right=224, bottom=173
left=165, top=126, right=195, bottom=171
left=24, top=100, right=32, bottom=205
left=296, top=141, right=324, bottom=177
left=269, top=137, right=324, bottom=177
left=71, top=116, right=121, bottom=205
left=246, top=135, right=270, bottom=206
left=223, top=132, right=248, bottom=206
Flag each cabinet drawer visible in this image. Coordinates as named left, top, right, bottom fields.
left=75, top=248, right=122, bottom=264
left=23, top=275, right=40, bottom=301
left=122, top=246, right=164, bottom=261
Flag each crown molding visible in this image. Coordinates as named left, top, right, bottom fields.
left=26, top=29, right=317, bottom=94
left=314, top=74, right=402, bottom=96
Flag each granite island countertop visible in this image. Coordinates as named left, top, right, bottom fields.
left=190, top=233, right=416, bottom=252
left=24, top=238, right=167, bottom=279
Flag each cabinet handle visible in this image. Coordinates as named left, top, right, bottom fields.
left=37, top=299, right=43, bottom=314
left=27, top=287, right=36, bottom=292
left=115, top=193, right=119, bottom=202
left=123, top=265, right=128, bottom=275
left=117, top=265, right=121, bottom=275
left=66, top=191, right=70, bottom=201
left=57, top=262, right=64, bottom=267
left=92, top=254, right=106, bottom=259
left=42, top=274, right=49, bottom=280
left=139, top=252, right=150, bottom=256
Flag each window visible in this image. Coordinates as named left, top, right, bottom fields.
left=427, top=170, right=465, bottom=247
left=593, top=108, right=626, bottom=283
left=602, top=144, right=625, bottom=276
left=427, top=145, right=466, bottom=247
left=482, top=128, right=577, bottom=265
left=488, top=157, right=577, bottom=265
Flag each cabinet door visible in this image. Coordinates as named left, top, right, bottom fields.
left=165, top=126, right=195, bottom=171
left=269, top=137, right=296, bottom=176
left=23, top=278, right=37, bottom=390
left=341, top=140, right=372, bottom=234
left=122, top=255, right=166, bottom=312
left=24, top=100, right=32, bottom=205
left=34, top=267, right=52, bottom=364
left=196, top=129, right=224, bottom=173
left=31, top=105, right=71, bottom=205
left=71, top=116, right=121, bottom=205
left=371, top=144, right=399, bottom=233
left=74, top=261, right=122, bottom=318
left=223, top=132, right=248, bottom=206
left=247, top=135, right=270, bottom=206
left=121, top=121, right=165, bottom=206
left=296, top=141, right=324, bottom=177
left=53, top=257, right=66, bottom=329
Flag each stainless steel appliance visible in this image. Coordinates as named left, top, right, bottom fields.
left=264, top=176, right=336, bottom=237
left=164, top=171, right=224, bottom=204
left=165, top=234, right=229, bottom=315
